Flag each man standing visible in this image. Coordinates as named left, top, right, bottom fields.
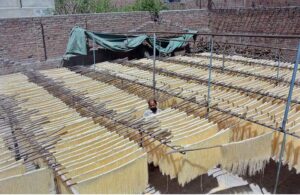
left=143, top=99, right=161, bottom=118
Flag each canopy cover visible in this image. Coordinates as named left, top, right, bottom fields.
left=65, top=26, right=197, bottom=56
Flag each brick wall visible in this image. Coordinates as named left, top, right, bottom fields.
left=0, top=12, right=151, bottom=62
left=0, top=10, right=208, bottom=64
left=0, top=7, right=300, bottom=74
left=209, top=7, right=300, bottom=61
left=210, top=0, right=300, bottom=9
left=210, top=7, right=300, bottom=34
left=165, top=0, right=300, bottom=10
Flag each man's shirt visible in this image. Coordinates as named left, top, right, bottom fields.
left=143, top=109, right=161, bottom=118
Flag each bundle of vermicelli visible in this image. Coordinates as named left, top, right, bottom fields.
left=220, top=132, right=273, bottom=176
left=194, top=52, right=294, bottom=69
left=0, top=74, right=55, bottom=193
left=143, top=108, right=274, bottom=186
left=178, top=128, right=232, bottom=186
left=0, top=73, right=148, bottom=194
left=94, top=61, right=300, bottom=132
left=272, top=130, right=300, bottom=173
left=0, top=168, right=55, bottom=194
left=39, top=68, right=148, bottom=118
left=93, top=61, right=300, bottom=183
left=131, top=58, right=300, bottom=103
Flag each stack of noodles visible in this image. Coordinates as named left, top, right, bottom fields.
left=131, top=58, right=300, bottom=102
left=39, top=67, right=272, bottom=140
left=0, top=136, right=53, bottom=194
left=141, top=107, right=273, bottom=186
left=196, top=52, right=294, bottom=69
left=39, top=68, right=148, bottom=118
left=93, top=61, right=300, bottom=182
left=272, top=130, right=300, bottom=173
left=0, top=73, right=148, bottom=194
left=0, top=73, right=55, bottom=194
left=94, top=62, right=300, bottom=132
left=130, top=59, right=300, bottom=129
left=129, top=59, right=300, bottom=173
left=37, top=67, right=274, bottom=185
left=40, top=69, right=271, bottom=185
left=169, top=55, right=299, bottom=83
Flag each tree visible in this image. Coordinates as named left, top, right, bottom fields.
left=54, top=0, right=167, bottom=15
left=55, top=0, right=91, bottom=14
left=133, top=0, right=166, bottom=15
left=94, top=0, right=113, bottom=13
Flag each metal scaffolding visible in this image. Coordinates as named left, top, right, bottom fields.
left=85, top=30, right=300, bottom=193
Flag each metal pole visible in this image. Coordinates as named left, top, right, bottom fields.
left=222, top=45, right=225, bottom=72
left=206, top=35, right=213, bottom=118
left=273, top=41, right=300, bottom=194
left=276, top=49, right=281, bottom=84
left=93, top=37, right=96, bottom=71
left=153, top=33, right=157, bottom=99
left=159, top=40, right=161, bottom=59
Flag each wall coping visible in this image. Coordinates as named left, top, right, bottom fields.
left=1, top=6, right=299, bottom=21
left=0, top=10, right=150, bottom=21
left=210, top=6, right=300, bottom=12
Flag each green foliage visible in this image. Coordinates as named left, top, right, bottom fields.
left=54, top=0, right=167, bottom=15
left=132, top=0, right=166, bottom=14
left=93, top=0, right=113, bottom=13
left=54, top=0, right=89, bottom=14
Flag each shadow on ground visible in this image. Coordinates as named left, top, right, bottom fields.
left=244, top=159, right=300, bottom=194
left=147, top=159, right=300, bottom=194
left=148, top=164, right=218, bottom=194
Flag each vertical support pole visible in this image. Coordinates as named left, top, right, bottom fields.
left=273, top=41, right=300, bottom=194
left=126, top=34, right=129, bottom=47
left=40, top=20, right=47, bottom=61
left=93, top=36, right=96, bottom=71
left=222, top=44, right=225, bottom=72
left=276, top=49, right=281, bottom=84
left=18, top=0, right=22, bottom=8
left=153, top=33, right=157, bottom=99
left=159, top=40, right=161, bottom=59
left=206, top=35, right=213, bottom=118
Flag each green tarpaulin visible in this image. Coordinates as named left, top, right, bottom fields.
left=66, top=27, right=87, bottom=55
left=86, top=31, right=148, bottom=52
left=149, top=30, right=197, bottom=54
left=65, top=26, right=197, bottom=56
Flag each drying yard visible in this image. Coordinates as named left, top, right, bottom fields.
left=1, top=52, right=300, bottom=193
left=1, top=1, right=300, bottom=194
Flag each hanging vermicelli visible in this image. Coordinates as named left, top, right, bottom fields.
left=220, top=132, right=273, bottom=176
left=0, top=73, right=148, bottom=194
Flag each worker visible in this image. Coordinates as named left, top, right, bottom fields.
left=143, top=99, right=161, bottom=118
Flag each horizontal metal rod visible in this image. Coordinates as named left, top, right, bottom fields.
left=164, top=58, right=298, bottom=86
left=215, top=41, right=297, bottom=52
left=153, top=37, right=298, bottom=52
left=124, top=61, right=300, bottom=104
left=87, top=66, right=300, bottom=139
left=167, top=144, right=222, bottom=154
left=188, top=53, right=296, bottom=70
left=27, top=71, right=179, bottom=154
left=167, top=117, right=244, bottom=154
left=113, top=31, right=300, bottom=39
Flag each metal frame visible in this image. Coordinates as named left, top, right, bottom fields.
left=132, top=31, right=300, bottom=192
left=206, top=35, right=213, bottom=118
left=93, top=36, right=96, bottom=71
left=111, top=31, right=300, bottom=39
left=274, top=42, right=300, bottom=194
left=77, top=29, right=300, bottom=192
left=153, top=33, right=157, bottom=98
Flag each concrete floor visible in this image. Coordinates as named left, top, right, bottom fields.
left=145, top=160, right=300, bottom=194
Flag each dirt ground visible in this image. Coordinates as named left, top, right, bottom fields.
left=146, top=160, right=300, bottom=194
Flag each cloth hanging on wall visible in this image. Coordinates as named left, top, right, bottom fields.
left=65, top=26, right=197, bottom=57
left=149, top=30, right=197, bottom=54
